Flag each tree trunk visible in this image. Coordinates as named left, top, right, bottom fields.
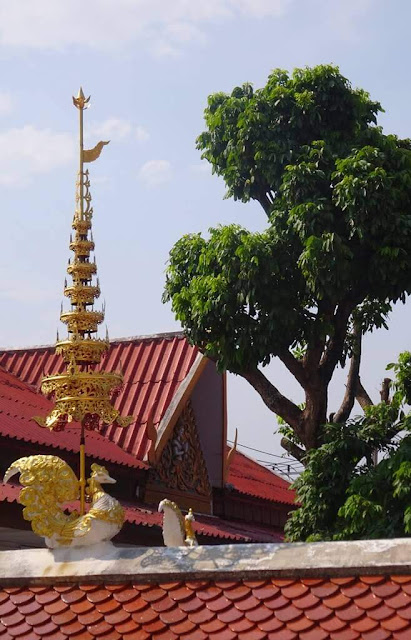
left=301, top=378, right=328, bottom=450
left=238, top=297, right=357, bottom=457
left=240, top=367, right=332, bottom=452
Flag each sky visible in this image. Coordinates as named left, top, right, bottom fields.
left=1, top=0, right=411, bottom=476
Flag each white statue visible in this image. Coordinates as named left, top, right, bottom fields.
left=158, top=498, right=198, bottom=547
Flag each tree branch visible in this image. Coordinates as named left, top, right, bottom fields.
left=356, top=377, right=373, bottom=410
left=241, top=367, right=303, bottom=436
left=278, top=348, right=307, bottom=387
left=280, top=437, right=307, bottom=463
left=319, top=298, right=356, bottom=382
left=303, top=299, right=333, bottom=374
left=256, top=190, right=273, bottom=215
left=380, top=378, right=391, bottom=404
left=333, top=325, right=362, bottom=423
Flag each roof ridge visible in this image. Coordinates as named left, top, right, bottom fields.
left=110, top=331, right=186, bottom=343
left=0, top=331, right=186, bottom=353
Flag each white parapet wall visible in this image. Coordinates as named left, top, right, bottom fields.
left=0, top=538, right=410, bottom=585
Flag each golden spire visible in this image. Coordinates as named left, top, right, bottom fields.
left=34, top=89, right=133, bottom=432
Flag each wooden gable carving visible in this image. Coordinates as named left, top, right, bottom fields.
left=155, top=401, right=211, bottom=496
left=145, top=401, right=212, bottom=513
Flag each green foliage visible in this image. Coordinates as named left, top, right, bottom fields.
left=164, top=225, right=308, bottom=370
left=387, top=352, right=411, bottom=405
left=197, top=65, right=381, bottom=204
left=164, top=65, right=411, bottom=374
left=285, top=353, right=411, bottom=541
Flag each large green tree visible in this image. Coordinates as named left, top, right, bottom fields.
left=286, top=353, right=411, bottom=541
left=163, top=65, right=411, bottom=459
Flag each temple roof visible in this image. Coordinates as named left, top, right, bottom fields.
left=0, top=350, right=293, bottom=544
left=0, top=333, right=199, bottom=459
left=0, top=367, right=146, bottom=470
left=0, top=334, right=295, bottom=509
left=227, top=449, right=295, bottom=506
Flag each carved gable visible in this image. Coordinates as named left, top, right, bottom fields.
left=152, top=401, right=211, bottom=497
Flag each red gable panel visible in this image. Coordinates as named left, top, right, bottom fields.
left=0, top=334, right=198, bottom=459
left=228, top=449, right=296, bottom=506
left=0, top=575, right=410, bottom=639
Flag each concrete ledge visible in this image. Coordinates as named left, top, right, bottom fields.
left=0, top=539, right=411, bottom=585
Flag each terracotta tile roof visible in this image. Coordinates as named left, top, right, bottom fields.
left=0, top=368, right=147, bottom=470
left=1, top=575, right=411, bottom=639
left=191, top=515, right=283, bottom=543
left=227, top=449, right=296, bottom=506
left=0, top=333, right=199, bottom=459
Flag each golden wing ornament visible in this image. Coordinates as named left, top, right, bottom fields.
left=82, top=140, right=109, bottom=163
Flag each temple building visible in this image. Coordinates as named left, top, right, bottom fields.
left=0, top=88, right=295, bottom=550
left=0, top=334, right=295, bottom=549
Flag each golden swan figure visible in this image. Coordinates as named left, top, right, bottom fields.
left=4, top=455, right=124, bottom=548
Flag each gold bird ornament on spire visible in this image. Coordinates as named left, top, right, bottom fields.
left=83, top=140, right=110, bottom=163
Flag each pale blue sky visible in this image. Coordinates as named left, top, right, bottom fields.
left=1, top=0, right=410, bottom=473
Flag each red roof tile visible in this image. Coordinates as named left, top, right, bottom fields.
left=1, top=576, right=411, bottom=639
left=0, top=368, right=147, bottom=470
left=227, top=449, right=295, bottom=506
left=0, top=334, right=199, bottom=459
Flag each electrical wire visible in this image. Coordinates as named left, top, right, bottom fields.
left=226, top=437, right=304, bottom=479
left=227, top=439, right=301, bottom=462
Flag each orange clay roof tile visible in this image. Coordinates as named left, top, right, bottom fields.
left=1, top=574, right=411, bottom=638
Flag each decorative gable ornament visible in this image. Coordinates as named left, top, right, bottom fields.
left=153, top=401, right=211, bottom=497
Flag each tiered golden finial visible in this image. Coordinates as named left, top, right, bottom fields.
left=58, top=88, right=108, bottom=369
left=33, top=88, right=133, bottom=515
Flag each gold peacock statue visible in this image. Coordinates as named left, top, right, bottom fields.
left=4, top=456, right=124, bottom=548
left=158, top=499, right=198, bottom=547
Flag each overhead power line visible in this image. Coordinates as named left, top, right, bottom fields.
left=227, top=438, right=304, bottom=465
left=227, top=439, right=291, bottom=459
left=227, top=437, right=304, bottom=480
